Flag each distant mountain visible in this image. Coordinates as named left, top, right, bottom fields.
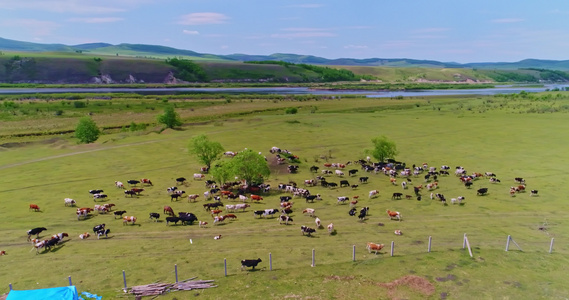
left=1, top=36, right=569, bottom=70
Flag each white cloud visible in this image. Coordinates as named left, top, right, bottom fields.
left=182, top=30, right=199, bottom=35
left=0, top=19, right=60, bottom=36
left=344, top=45, right=368, bottom=49
left=271, top=27, right=335, bottom=38
left=67, top=17, right=123, bottom=23
left=491, top=18, right=524, bottom=23
left=178, top=13, right=229, bottom=25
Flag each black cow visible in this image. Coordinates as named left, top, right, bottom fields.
left=281, top=208, right=293, bottom=215
left=127, top=180, right=140, bottom=186
left=96, top=228, right=110, bottom=239
left=339, top=180, right=350, bottom=187
left=149, top=213, right=160, bottom=221
left=305, top=195, right=318, bottom=203
left=359, top=177, right=369, bottom=183
left=327, top=182, right=338, bottom=188
left=351, top=184, right=359, bottom=189
left=178, top=212, right=198, bottom=225
left=310, top=166, right=319, bottom=173
left=166, top=216, right=181, bottom=225
left=203, top=203, right=222, bottom=211
left=176, top=177, right=187, bottom=185
left=89, top=189, right=104, bottom=195
left=348, top=208, right=357, bottom=216
left=27, top=227, right=47, bottom=241
left=280, top=196, right=292, bottom=202
left=170, top=194, right=182, bottom=202
left=392, top=192, right=403, bottom=200
left=348, top=169, right=358, bottom=176
left=477, top=188, right=488, bottom=195
left=124, top=190, right=136, bottom=197
left=113, top=210, right=127, bottom=218
left=414, top=186, right=421, bottom=196
left=464, top=181, right=473, bottom=188
left=93, top=194, right=107, bottom=201
left=531, top=190, right=539, bottom=196
left=44, top=238, right=60, bottom=251
left=515, top=177, right=526, bottom=184
left=288, top=165, right=299, bottom=173
left=241, top=258, right=262, bottom=270
left=253, top=210, right=265, bottom=218
left=358, top=207, right=369, bottom=221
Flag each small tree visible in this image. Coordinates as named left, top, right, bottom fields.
left=188, top=134, right=225, bottom=169
left=157, top=106, right=182, bottom=129
left=368, top=136, right=398, bottom=162
left=75, top=116, right=100, bottom=143
left=227, top=149, right=270, bottom=185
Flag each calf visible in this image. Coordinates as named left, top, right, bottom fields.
left=278, top=214, right=293, bottom=225
left=477, top=188, right=488, bottom=195
left=241, top=258, right=262, bottom=270
left=366, top=242, right=384, bottom=254
left=79, top=232, right=90, bottom=240
left=300, top=225, right=316, bottom=236
left=149, top=213, right=160, bottom=221
left=64, top=198, right=76, bottom=207
left=199, top=221, right=208, bottom=228
left=164, top=206, right=175, bottom=216
left=530, top=190, right=539, bottom=197
left=96, top=229, right=110, bottom=239
left=122, top=216, right=137, bottom=225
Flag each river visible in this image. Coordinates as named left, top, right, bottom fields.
left=0, top=85, right=567, bottom=97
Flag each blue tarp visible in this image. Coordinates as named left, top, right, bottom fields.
left=7, top=286, right=78, bottom=300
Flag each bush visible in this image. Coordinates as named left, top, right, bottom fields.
left=285, top=107, right=298, bottom=114
left=74, top=101, right=86, bottom=108
left=157, top=106, right=182, bottom=129
left=75, top=117, right=100, bottom=144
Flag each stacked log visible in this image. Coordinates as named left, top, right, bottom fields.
left=127, top=278, right=216, bottom=297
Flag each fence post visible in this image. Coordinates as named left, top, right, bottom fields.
left=464, top=234, right=473, bottom=258
left=352, top=245, right=356, bottom=261
left=175, top=264, right=178, bottom=283
left=68, top=276, right=72, bottom=286
left=549, top=238, right=555, bottom=254
left=462, top=233, right=466, bottom=249
left=390, top=241, right=394, bottom=257
left=505, top=235, right=511, bottom=251
left=122, top=270, right=127, bottom=292
left=311, top=249, right=315, bottom=267
left=224, top=258, right=227, bottom=276
left=269, top=253, right=272, bottom=271
left=428, top=236, right=432, bottom=253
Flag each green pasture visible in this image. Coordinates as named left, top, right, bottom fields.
left=1, top=93, right=569, bottom=299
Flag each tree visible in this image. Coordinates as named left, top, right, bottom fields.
left=368, top=136, right=398, bottom=162
left=188, top=134, right=225, bottom=169
left=210, top=161, right=233, bottom=185
left=157, top=106, right=182, bottom=129
left=75, top=116, right=100, bottom=143
left=227, top=149, right=270, bottom=185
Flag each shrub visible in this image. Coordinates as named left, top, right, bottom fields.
left=285, top=107, right=298, bottom=114
left=75, top=117, right=100, bottom=144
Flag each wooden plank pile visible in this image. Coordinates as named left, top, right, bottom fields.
left=127, top=277, right=216, bottom=297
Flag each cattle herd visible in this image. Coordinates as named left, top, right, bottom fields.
left=17, top=145, right=537, bottom=272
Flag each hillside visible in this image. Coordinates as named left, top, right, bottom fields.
left=2, top=37, right=569, bottom=70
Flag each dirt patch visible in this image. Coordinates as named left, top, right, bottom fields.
left=268, top=154, right=293, bottom=178
left=377, top=275, right=435, bottom=298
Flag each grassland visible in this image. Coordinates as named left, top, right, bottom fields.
left=1, top=92, right=569, bottom=299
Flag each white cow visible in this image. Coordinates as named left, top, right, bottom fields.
left=368, top=190, right=379, bottom=199
left=327, top=223, right=334, bottom=234
left=335, top=170, right=344, bottom=176
left=64, top=198, right=76, bottom=207
left=193, top=173, right=205, bottom=180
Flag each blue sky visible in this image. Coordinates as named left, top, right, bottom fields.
left=1, top=0, right=568, bottom=63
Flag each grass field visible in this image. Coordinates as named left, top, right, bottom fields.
left=1, top=92, right=569, bottom=299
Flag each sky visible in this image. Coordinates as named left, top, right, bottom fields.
left=1, top=0, right=569, bottom=63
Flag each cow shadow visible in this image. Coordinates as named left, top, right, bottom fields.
left=330, top=230, right=338, bottom=236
